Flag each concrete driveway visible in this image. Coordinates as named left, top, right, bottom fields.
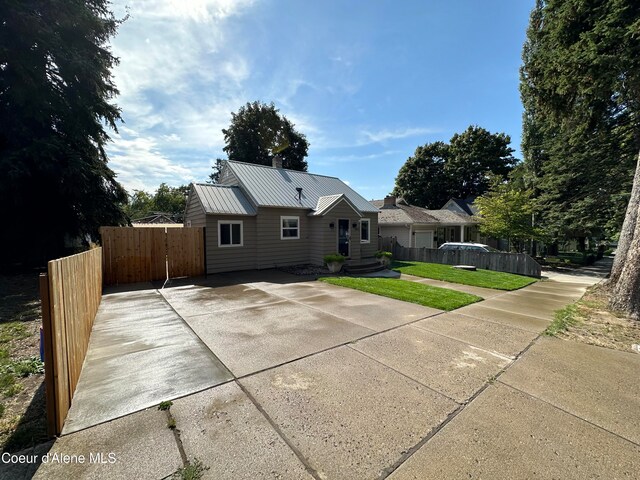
left=12, top=262, right=639, bottom=480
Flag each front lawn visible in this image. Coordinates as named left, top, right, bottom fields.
left=392, top=261, right=538, bottom=291
left=319, top=277, right=482, bottom=311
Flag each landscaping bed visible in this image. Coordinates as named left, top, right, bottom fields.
left=319, top=276, right=482, bottom=311
left=392, top=261, right=537, bottom=290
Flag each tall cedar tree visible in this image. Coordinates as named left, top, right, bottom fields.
left=394, top=126, right=516, bottom=209
left=210, top=101, right=309, bottom=182
left=520, top=0, right=640, bottom=318
left=0, top=0, right=128, bottom=266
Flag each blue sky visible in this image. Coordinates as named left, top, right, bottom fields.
left=108, top=0, right=533, bottom=200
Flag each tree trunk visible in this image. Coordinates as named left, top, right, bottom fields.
left=609, top=209, right=640, bottom=319
left=608, top=152, right=640, bottom=319
left=609, top=151, right=640, bottom=284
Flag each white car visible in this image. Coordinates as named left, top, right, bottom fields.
left=438, top=242, right=500, bottom=252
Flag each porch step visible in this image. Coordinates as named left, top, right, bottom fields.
left=344, top=258, right=387, bottom=274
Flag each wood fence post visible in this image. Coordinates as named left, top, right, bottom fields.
left=39, top=273, right=58, bottom=437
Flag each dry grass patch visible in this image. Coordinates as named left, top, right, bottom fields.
left=546, top=285, right=640, bottom=354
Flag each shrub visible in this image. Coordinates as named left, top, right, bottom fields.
left=323, top=254, right=345, bottom=264
left=375, top=251, right=392, bottom=259
left=2, top=357, right=44, bottom=377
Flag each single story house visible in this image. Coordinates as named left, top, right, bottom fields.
left=373, top=196, right=481, bottom=248
left=132, top=212, right=183, bottom=228
left=441, top=197, right=478, bottom=216
left=184, top=159, right=379, bottom=273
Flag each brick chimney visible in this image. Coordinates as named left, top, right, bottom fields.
left=272, top=155, right=283, bottom=169
left=383, top=195, right=396, bottom=207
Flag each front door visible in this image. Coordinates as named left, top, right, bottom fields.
left=338, top=219, right=350, bottom=257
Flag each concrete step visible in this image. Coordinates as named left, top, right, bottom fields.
left=344, top=258, right=386, bottom=274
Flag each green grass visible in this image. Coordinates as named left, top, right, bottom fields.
left=0, top=323, right=29, bottom=344
left=0, top=357, right=44, bottom=378
left=173, top=458, right=209, bottom=480
left=319, top=277, right=482, bottom=311
left=545, top=303, right=581, bottom=336
left=392, top=261, right=538, bottom=291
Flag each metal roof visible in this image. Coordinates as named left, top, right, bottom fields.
left=193, top=184, right=257, bottom=215
left=225, top=161, right=379, bottom=213
left=310, top=194, right=362, bottom=217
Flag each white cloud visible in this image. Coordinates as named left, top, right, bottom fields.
left=360, top=127, right=441, bottom=143
left=109, top=133, right=198, bottom=191
left=106, top=0, right=259, bottom=189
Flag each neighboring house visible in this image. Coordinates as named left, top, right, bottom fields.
left=184, top=159, right=379, bottom=274
left=132, top=212, right=183, bottom=227
left=374, top=196, right=480, bottom=248
left=441, top=197, right=478, bottom=216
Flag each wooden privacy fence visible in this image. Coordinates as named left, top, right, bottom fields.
left=40, top=247, right=103, bottom=435
left=100, top=226, right=205, bottom=285
left=382, top=237, right=541, bottom=278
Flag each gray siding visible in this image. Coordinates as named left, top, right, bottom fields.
left=217, top=167, right=240, bottom=187
left=360, top=212, right=378, bottom=258
left=205, top=215, right=257, bottom=274
left=184, top=191, right=206, bottom=227
left=379, top=225, right=410, bottom=247
left=256, top=207, right=311, bottom=269
left=309, top=201, right=366, bottom=264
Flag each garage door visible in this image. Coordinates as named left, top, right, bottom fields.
left=415, top=231, right=434, bottom=248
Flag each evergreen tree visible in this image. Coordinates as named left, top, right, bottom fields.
left=520, top=0, right=640, bottom=242
left=0, top=0, right=128, bottom=266
left=520, top=0, right=640, bottom=318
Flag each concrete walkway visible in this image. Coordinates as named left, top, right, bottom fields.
left=62, top=286, right=233, bottom=434
left=12, top=259, right=639, bottom=479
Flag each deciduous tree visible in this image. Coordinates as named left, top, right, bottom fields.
left=210, top=101, right=309, bottom=182
left=474, top=175, right=540, bottom=252
left=393, top=142, right=451, bottom=209
left=123, top=184, right=189, bottom=221
left=393, top=126, right=516, bottom=208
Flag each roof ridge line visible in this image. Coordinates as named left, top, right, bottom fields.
left=195, top=183, right=238, bottom=188
left=226, top=160, right=341, bottom=180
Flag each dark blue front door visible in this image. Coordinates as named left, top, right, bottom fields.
left=338, top=219, right=350, bottom=257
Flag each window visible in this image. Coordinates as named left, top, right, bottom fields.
left=281, top=216, right=300, bottom=239
left=360, top=219, right=370, bottom=243
left=218, top=220, right=243, bottom=247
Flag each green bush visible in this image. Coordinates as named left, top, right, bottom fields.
left=375, top=251, right=393, bottom=259
left=323, top=254, right=345, bottom=264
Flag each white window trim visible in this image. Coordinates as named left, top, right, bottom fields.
left=360, top=218, right=371, bottom=243
left=218, top=220, right=243, bottom=247
left=280, top=216, right=300, bottom=240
